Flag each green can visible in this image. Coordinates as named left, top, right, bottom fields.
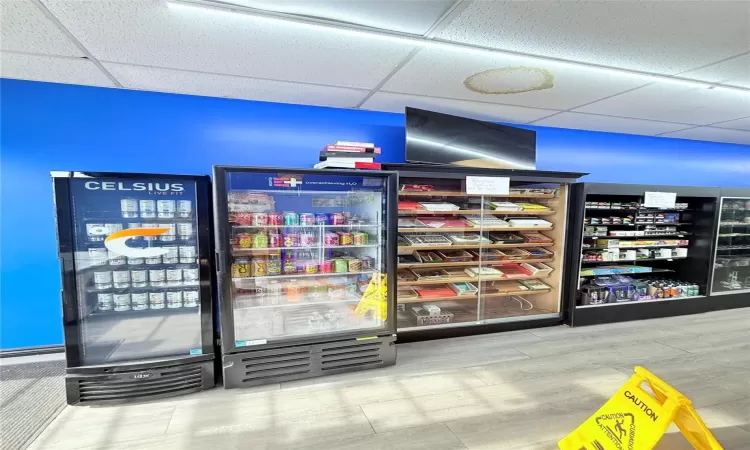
left=334, top=259, right=349, bottom=273
left=253, top=232, right=268, bottom=249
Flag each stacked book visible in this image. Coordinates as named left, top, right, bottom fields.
left=314, top=141, right=381, bottom=169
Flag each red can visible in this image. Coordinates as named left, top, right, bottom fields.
left=252, top=213, right=269, bottom=226
left=268, top=212, right=283, bottom=226
left=331, top=213, right=346, bottom=225
left=269, top=233, right=282, bottom=248
left=321, top=260, right=334, bottom=273
left=299, top=213, right=315, bottom=226
left=283, top=233, right=299, bottom=248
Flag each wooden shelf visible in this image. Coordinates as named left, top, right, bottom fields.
left=399, top=191, right=555, bottom=199
left=398, top=258, right=554, bottom=269
left=398, top=288, right=552, bottom=304
left=398, top=209, right=554, bottom=216
left=399, top=273, right=550, bottom=286
left=399, top=242, right=554, bottom=252
left=399, top=226, right=553, bottom=233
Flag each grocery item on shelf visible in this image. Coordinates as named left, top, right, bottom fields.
left=419, top=202, right=460, bottom=211
left=490, top=202, right=522, bottom=211
left=518, top=279, right=551, bottom=290
left=489, top=232, right=526, bottom=244
left=416, top=217, right=470, bottom=228
left=580, top=275, right=700, bottom=305
left=462, top=215, right=510, bottom=227
left=464, top=266, right=503, bottom=277
left=508, top=218, right=553, bottom=228
left=446, top=234, right=491, bottom=245
left=449, top=282, right=478, bottom=295
left=516, top=203, right=550, bottom=211
left=398, top=201, right=423, bottom=210
left=402, top=235, right=453, bottom=246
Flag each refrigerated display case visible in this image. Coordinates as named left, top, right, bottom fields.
left=51, top=171, right=216, bottom=405
left=212, top=166, right=397, bottom=388
left=711, top=190, right=750, bottom=296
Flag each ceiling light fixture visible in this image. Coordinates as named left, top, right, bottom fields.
left=167, top=0, right=750, bottom=96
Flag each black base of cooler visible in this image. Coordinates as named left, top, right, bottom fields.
left=65, top=355, right=214, bottom=405
left=569, top=291, right=750, bottom=327
left=222, top=335, right=396, bottom=389
left=396, top=316, right=562, bottom=343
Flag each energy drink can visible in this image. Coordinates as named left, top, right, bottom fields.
left=304, top=262, right=318, bottom=274
left=97, top=293, right=114, bottom=311
left=352, top=232, right=368, bottom=245
left=127, top=256, right=145, bottom=265
left=88, top=248, right=108, bottom=265
left=237, top=233, right=253, bottom=248
left=115, top=293, right=133, bottom=311
left=177, top=200, right=192, bottom=218
left=139, top=200, right=156, bottom=218
left=149, top=269, right=166, bottom=287
left=283, top=212, right=299, bottom=226
left=300, top=233, right=316, bottom=246
left=112, top=270, right=130, bottom=288
left=183, top=290, right=199, bottom=307
left=348, top=259, right=362, bottom=272
left=131, top=293, right=148, bottom=310
left=334, top=259, right=348, bottom=273
left=299, top=213, right=315, bottom=226
left=324, top=233, right=339, bottom=246
left=160, top=223, right=177, bottom=241
left=94, top=271, right=113, bottom=289
left=86, top=224, right=107, bottom=242
left=167, top=291, right=183, bottom=308
left=166, top=268, right=182, bottom=286
left=108, top=251, right=126, bottom=266
left=121, top=198, right=139, bottom=218
left=145, top=254, right=162, bottom=265
left=269, top=233, right=282, bottom=248
left=179, top=246, right=196, bottom=263
left=321, top=260, right=334, bottom=273
left=331, top=213, right=346, bottom=225
left=232, top=258, right=251, bottom=278
left=149, top=291, right=165, bottom=309
left=268, top=213, right=283, bottom=226
left=131, top=269, right=148, bottom=288
left=253, top=233, right=269, bottom=249
left=163, top=246, right=179, bottom=264
left=183, top=268, right=199, bottom=285
left=252, top=213, right=269, bottom=226
left=283, top=233, right=299, bottom=248
left=338, top=232, right=353, bottom=246
left=157, top=200, right=176, bottom=219
left=314, top=213, right=329, bottom=225
left=177, top=222, right=193, bottom=239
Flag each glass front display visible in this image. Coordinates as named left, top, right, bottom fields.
left=396, top=177, right=567, bottom=330
left=712, top=197, right=750, bottom=294
left=69, top=178, right=203, bottom=365
left=224, top=171, right=390, bottom=346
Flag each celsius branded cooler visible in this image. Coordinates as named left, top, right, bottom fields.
left=212, top=166, right=397, bottom=388
left=51, top=171, right=215, bottom=405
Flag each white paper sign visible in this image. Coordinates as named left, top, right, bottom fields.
left=644, top=191, right=676, bottom=209
left=466, top=176, right=510, bottom=195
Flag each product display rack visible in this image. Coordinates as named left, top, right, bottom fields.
left=565, top=183, right=721, bottom=326
left=382, top=164, right=585, bottom=342
left=710, top=188, right=750, bottom=308
left=213, top=166, right=397, bottom=388
left=51, top=171, right=216, bottom=405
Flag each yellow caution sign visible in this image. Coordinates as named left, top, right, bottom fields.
left=559, top=366, right=723, bottom=450
left=354, top=272, right=387, bottom=321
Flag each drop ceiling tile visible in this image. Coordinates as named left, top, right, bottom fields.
left=0, top=0, right=83, bottom=57
left=661, top=127, right=750, bottom=146
left=576, top=83, right=750, bottom=125
left=713, top=117, right=750, bottom=132
left=361, top=91, right=558, bottom=123
left=681, top=54, right=750, bottom=88
left=0, top=52, right=114, bottom=87
left=381, top=48, right=647, bottom=110
left=42, top=0, right=416, bottom=89
left=221, top=0, right=455, bottom=34
left=436, top=1, right=750, bottom=75
left=104, top=63, right=368, bottom=108
left=533, top=112, right=692, bottom=136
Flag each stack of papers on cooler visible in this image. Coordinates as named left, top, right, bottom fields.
left=314, top=141, right=380, bottom=169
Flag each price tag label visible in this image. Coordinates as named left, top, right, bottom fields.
left=644, top=191, right=676, bottom=209
left=466, top=176, right=510, bottom=195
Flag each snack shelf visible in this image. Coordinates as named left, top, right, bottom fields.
left=580, top=268, right=674, bottom=277
left=399, top=273, right=550, bottom=286
left=582, top=257, right=687, bottom=264
left=577, top=295, right=705, bottom=308
left=232, top=244, right=379, bottom=255
left=398, top=288, right=552, bottom=304
left=232, top=270, right=374, bottom=281
left=398, top=209, right=554, bottom=216
left=233, top=296, right=363, bottom=310
left=584, top=233, right=691, bottom=239
left=398, top=226, right=554, bottom=233
left=232, top=224, right=380, bottom=229
left=399, top=191, right=555, bottom=198
left=398, top=258, right=554, bottom=269
left=399, top=242, right=554, bottom=252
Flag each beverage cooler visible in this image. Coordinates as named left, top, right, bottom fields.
left=212, top=166, right=397, bottom=388
left=51, top=171, right=216, bottom=405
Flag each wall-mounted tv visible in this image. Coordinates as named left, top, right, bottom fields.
left=405, top=107, right=536, bottom=170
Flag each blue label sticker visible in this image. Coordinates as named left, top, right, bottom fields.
left=189, top=349, right=202, bottom=355
left=235, top=341, right=246, bottom=347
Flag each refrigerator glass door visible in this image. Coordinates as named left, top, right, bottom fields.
left=69, top=178, right=204, bottom=365
left=711, top=197, right=750, bottom=294
left=224, top=171, right=389, bottom=346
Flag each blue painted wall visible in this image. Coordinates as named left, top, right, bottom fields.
left=2, top=78, right=749, bottom=349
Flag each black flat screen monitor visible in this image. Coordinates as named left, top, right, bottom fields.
left=405, top=107, right=536, bottom=170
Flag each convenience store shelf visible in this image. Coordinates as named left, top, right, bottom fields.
left=581, top=257, right=687, bottom=264
left=232, top=244, right=379, bottom=255
left=398, top=242, right=554, bottom=252
left=398, top=288, right=552, bottom=304
left=399, top=273, right=550, bottom=287
left=398, top=258, right=553, bottom=269
left=577, top=295, right=705, bottom=308
left=232, top=224, right=379, bottom=229
left=399, top=226, right=553, bottom=233
left=232, top=270, right=373, bottom=281
left=580, top=268, right=674, bottom=277
left=585, top=233, right=691, bottom=239
left=398, top=209, right=553, bottom=216
left=399, top=191, right=555, bottom=198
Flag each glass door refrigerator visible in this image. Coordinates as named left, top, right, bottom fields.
left=213, top=166, right=397, bottom=388
left=51, top=171, right=216, bottom=405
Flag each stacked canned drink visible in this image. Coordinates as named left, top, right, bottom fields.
left=97, top=288, right=200, bottom=311
left=120, top=198, right=192, bottom=219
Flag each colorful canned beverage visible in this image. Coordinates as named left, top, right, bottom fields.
left=252, top=257, right=268, bottom=277
left=348, top=259, right=362, bottom=272
left=177, top=200, right=192, bottom=218
left=139, top=200, right=156, bottom=218
left=360, top=256, right=373, bottom=270
left=131, top=269, right=148, bottom=288
left=324, top=233, right=339, bottom=246
left=149, top=269, right=166, bottom=287
left=299, top=213, right=315, bottom=226
left=127, top=256, right=145, bottom=265
left=94, top=271, right=113, bottom=289
left=121, top=198, right=139, bottom=218
left=283, top=212, right=299, bottom=226
left=183, top=290, right=199, bottom=307
left=157, top=200, right=176, bottom=219
left=321, top=260, right=334, bottom=273
left=183, top=268, right=199, bottom=285
left=314, top=213, right=329, bottom=225
left=97, top=293, right=114, bottom=311
left=113, top=292, right=130, bottom=308
left=283, top=258, right=296, bottom=274
left=284, top=233, right=299, bottom=248
left=267, top=254, right=281, bottom=276
left=267, top=212, right=283, bottom=226
left=108, top=251, right=127, bottom=266
left=177, top=222, right=193, bottom=239
left=116, top=293, right=133, bottom=311
left=112, top=270, right=130, bottom=289
left=331, top=213, right=346, bottom=225
left=334, top=259, right=348, bottom=273
left=160, top=223, right=177, bottom=241
left=338, top=232, right=353, bottom=246
left=179, top=246, right=196, bottom=263
left=132, top=292, right=149, bottom=310
left=253, top=233, right=269, bottom=249
left=232, top=258, right=251, bottom=278
left=237, top=233, right=253, bottom=248
left=166, top=268, right=182, bottom=286
left=352, top=232, right=368, bottom=245
left=86, top=223, right=107, bottom=242
left=149, top=291, right=165, bottom=309
left=252, top=213, right=269, bottom=226
left=145, top=255, right=162, bottom=265
left=300, top=233, right=316, bottom=246
left=167, top=291, right=183, bottom=308
left=163, top=246, right=179, bottom=264
left=304, top=262, right=319, bottom=274
left=89, top=248, right=108, bottom=265
left=269, top=233, right=282, bottom=248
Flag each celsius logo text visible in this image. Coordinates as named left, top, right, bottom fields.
left=84, top=181, right=184, bottom=192
left=105, top=228, right=171, bottom=258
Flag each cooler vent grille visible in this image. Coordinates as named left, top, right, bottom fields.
left=242, top=349, right=313, bottom=383
left=77, top=364, right=203, bottom=403
left=321, top=341, right=383, bottom=371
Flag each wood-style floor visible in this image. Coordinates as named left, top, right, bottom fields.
left=29, top=308, right=750, bottom=449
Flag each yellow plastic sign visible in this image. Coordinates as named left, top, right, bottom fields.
left=354, top=272, right=387, bottom=321
left=559, top=366, right=723, bottom=450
